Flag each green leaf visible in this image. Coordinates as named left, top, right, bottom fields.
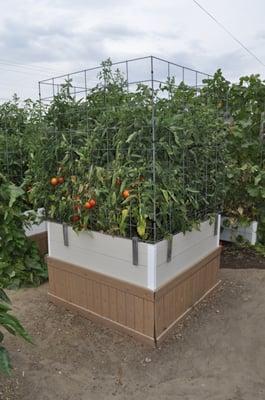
left=126, top=131, right=138, bottom=143
left=0, top=346, right=12, bottom=375
left=8, top=184, right=24, bottom=208
left=0, top=289, right=11, bottom=304
left=161, top=189, right=169, bottom=203
left=137, top=214, right=147, bottom=238
left=254, top=175, right=261, bottom=186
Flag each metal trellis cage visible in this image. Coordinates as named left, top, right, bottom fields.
left=37, top=55, right=228, bottom=243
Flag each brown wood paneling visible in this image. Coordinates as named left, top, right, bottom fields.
left=29, top=232, right=48, bottom=256
left=109, top=287, right=118, bottom=321
left=47, top=257, right=155, bottom=343
left=125, top=293, right=135, bottom=329
left=47, top=248, right=221, bottom=346
left=143, top=300, right=154, bottom=337
left=47, top=256, right=153, bottom=301
left=134, top=296, right=144, bottom=333
left=49, top=292, right=155, bottom=347
left=116, top=291, right=126, bottom=326
left=155, top=249, right=221, bottom=341
left=156, top=247, right=221, bottom=299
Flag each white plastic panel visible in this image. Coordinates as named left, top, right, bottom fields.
left=48, top=222, right=149, bottom=288
left=220, top=217, right=257, bottom=245
left=24, top=208, right=47, bottom=237
left=48, top=217, right=219, bottom=291
left=156, top=235, right=218, bottom=288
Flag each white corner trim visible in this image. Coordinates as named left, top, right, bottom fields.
left=47, top=221, right=52, bottom=256
left=216, top=214, right=221, bottom=246
left=147, top=244, right=157, bottom=291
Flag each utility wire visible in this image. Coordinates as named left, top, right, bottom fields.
left=0, top=58, right=65, bottom=74
left=0, top=67, right=48, bottom=76
left=192, top=0, right=265, bottom=68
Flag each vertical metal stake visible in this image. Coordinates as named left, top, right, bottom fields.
left=214, top=214, right=219, bottom=236
left=167, top=236, right=173, bottom=263
left=62, top=223, right=69, bottom=246
left=132, top=237, right=139, bottom=266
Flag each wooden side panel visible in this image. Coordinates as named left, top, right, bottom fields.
left=155, top=248, right=221, bottom=339
left=47, top=248, right=220, bottom=346
left=47, top=257, right=155, bottom=342
left=29, top=232, right=48, bottom=256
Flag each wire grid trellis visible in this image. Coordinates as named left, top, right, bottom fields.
left=39, top=55, right=225, bottom=243
left=0, top=101, right=26, bottom=185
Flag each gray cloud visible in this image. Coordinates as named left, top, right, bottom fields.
left=0, top=0, right=264, bottom=100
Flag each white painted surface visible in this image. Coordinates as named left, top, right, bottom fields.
left=24, top=208, right=47, bottom=237
left=220, top=217, right=257, bottom=245
left=147, top=245, right=157, bottom=290
left=48, top=222, right=148, bottom=288
left=155, top=219, right=219, bottom=288
left=48, top=217, right=220, bottom=290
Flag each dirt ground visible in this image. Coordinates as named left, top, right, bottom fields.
left=1, top=268, right=265, bottom=400
left=221, top=242, right=265, bottom=269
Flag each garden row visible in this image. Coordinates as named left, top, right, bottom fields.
left=0, top=61, right=265, bottom=291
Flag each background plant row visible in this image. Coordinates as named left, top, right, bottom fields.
left=1, top=61, right=265, bottom=286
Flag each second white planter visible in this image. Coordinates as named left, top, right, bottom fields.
left=220, top=217, right=258, bottom=245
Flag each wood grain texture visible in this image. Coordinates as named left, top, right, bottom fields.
left=29, top=232, right=48, bottom=256
left=47, top=257, right=155, bottom=341
left=47, top=247, right=221, bottom=345
left=154, top=248, right=221, bottom=338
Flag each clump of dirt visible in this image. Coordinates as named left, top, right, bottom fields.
left=220, top=242, right=265, bottom=269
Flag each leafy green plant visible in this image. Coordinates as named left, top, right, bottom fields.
left=27, top=60, right=228, bottom=242
left=203, top=70, right=265, bottom=242
left=0, top=288, right=32, bottom=374
left=0, top=174, right=47, bottom=288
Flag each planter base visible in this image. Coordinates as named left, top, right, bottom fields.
left=47, top=247, right=221, bottom=346
left=29, top=232, right=48, bottom=256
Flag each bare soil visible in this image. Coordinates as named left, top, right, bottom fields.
left=221, top=242, right=265, bottom=269
left=1, top=269, right=265, bottom=400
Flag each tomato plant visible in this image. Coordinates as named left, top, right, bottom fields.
left=27, top=60, right=228, bottom=242
left=0, top=288, right=32, bottom=375
left=0, top=174, right=47, bottom=288
left=203, top=70, right=265, bottom=241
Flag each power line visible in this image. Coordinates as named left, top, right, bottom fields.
left=192, top=0, right=265, bottom=68
left=0, top=58, right=65, bottom=74
left=0, top=67, right=47, bottom=76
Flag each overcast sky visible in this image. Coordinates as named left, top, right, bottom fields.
left=0, top=0, right=265, bottom=101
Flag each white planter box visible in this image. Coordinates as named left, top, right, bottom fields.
left=24, top=208, right=47, bottom=237
left=48, top=215, right=220, bottom=291
left=220, top=217, right=257, bottom=245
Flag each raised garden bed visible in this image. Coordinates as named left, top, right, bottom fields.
left=33, top=56, right=228, bottom=345
left=47, top=216, right=221, bottom=345
left=220, top=217, right=257, bottom=245
left=24, top=209, right=48, bottom=256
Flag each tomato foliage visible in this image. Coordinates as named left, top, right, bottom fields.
left=0, top=174, right=47, bottom=288
left=0, top=288, right=32, bottom=375
left=27, top=61, right=228, bottom=241
left=203, top=70, right=265, bottom=240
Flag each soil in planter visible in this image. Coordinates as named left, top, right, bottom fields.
left=220, top=241, right=265, bottom=269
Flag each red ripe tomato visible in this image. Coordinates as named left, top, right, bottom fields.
left=89, top=199, right=96, bottom=208
left=71, top=215, right=80, bottom=223
left=122, top=190, right=130, bottom=199
left=58, top=176, right=64, bottom=184
left=50, top=177, right=58, bottom=186
left=84, top=201, right=92, bottom=209
left=73, top=204, right=81, bottom=211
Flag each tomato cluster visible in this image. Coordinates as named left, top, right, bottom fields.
left=50, top=172, right=133, bottom=227
left=50, top=176, right=64, bottom=186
